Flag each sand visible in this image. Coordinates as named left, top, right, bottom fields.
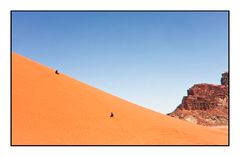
left=12, top=52, right=228, bottom=145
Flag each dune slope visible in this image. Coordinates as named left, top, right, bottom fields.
left=12, top=52, right=228, bottom=145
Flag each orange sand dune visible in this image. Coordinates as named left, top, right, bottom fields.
left=12, top=52, right=228, bottom=145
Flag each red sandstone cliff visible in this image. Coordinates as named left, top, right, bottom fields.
left=168, top=72, right=229, bottom=126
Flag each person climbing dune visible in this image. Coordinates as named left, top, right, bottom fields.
left=55, top=70, right=60, bottom=75
left=110, top=112, right=114, bottom=117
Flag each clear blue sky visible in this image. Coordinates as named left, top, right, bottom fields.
left=12, top=12, right=228, bottom=114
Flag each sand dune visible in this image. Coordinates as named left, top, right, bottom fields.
left=12, top=52, right=228, bottom=145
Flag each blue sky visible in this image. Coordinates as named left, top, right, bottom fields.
left=12, top=12, right=228, bottom=114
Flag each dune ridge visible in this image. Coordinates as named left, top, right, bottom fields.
left=12, top=52, right=228, bottom=145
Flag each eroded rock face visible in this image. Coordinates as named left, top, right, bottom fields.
left=221, top=72, right=229, bottom=86
left=168, top=72, right=229, bottom=126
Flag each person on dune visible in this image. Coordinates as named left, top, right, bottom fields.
left=55, top=70, right=60, bottom=75
left=110, top=112, right=114, bottom=117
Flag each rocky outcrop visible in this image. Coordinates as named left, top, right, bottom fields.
left=221, top=72, right=229, bottom=86
left=168, top=72, right=229, bottom=126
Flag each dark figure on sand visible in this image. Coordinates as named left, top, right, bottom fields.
left=55, top=70, right=60, bottom=75
left=110, top=112, right=114, bottom=118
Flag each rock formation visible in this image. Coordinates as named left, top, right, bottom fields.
left=221, top=72, right=229, bottom=86
left=168, top=72, right=229, bottom=126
